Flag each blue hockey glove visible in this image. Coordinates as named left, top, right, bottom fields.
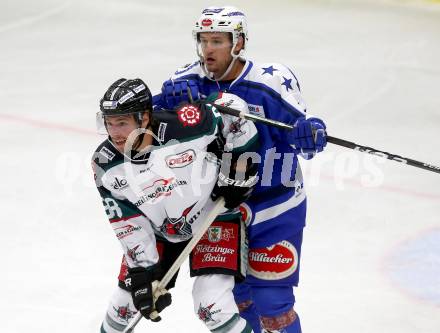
left=161, top=79, right=200, bottom=109
left=289, top=117, right=327, bottom=153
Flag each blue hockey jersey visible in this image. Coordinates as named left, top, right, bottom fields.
left=154, top=60, right=308, bottom=248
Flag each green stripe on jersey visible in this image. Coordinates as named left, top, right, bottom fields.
left=231, top=134, right=259, bottom=154
left=211, top=313, right=240, bottom=333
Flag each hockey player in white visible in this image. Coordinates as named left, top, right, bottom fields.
left=93, top=78, right=260, bottom=332
left=154, top=6, right=328, bottom=333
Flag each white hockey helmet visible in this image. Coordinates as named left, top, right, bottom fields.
left=193, top=6, right=248, bottom=70
left=193, top=6, right=248, bottom=50
left=192, top=6, right=248, bottom=81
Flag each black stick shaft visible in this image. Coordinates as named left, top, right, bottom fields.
left=326, top=136, right=440, bottom=174
left=206, top=102, right=440, bottom=175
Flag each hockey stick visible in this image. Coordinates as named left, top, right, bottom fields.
left=203, top=101, right=440, bottom=175
left=123, top=197, right=226, bottom=333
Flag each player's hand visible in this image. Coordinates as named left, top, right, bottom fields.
left=211, top=163, right=258, bottom=209
left=128, top=266, right=172, bottom=322
left=161, top=79, right=200, bottom=109
left=151, top=281, right=172, bottom=318
left=289, top=117, right=327, bottom=153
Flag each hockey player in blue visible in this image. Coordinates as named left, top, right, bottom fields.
left=154, top=6, right=327, bottom=333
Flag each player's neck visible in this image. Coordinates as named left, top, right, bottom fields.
left=216, top=59, right=245, bottom=81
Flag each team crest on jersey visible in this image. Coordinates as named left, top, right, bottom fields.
left=177, top=105, right=201, bottom=127
left=113, top=304, right=135, bottom=323
left=161, top=202, right=201, bottom=240
left=197, top=303, right=221, bottom=324
left=248, top=240, right=298, bottom=280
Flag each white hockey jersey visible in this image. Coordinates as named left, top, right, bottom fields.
left=93, top=94, right=258, bottom=269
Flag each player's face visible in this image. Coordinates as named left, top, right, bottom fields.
left=199, top=32, right=234, bottom=78
left=105, top=115, right=142, bottom=152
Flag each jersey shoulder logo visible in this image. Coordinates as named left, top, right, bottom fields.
left=177, top=105, right=201, bottom=127
left=99, top=146, right=116, bottom=161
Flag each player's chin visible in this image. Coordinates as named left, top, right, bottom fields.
left=112, top=138, right=127, bottom=151
left=205, top=65, right=215, bottom=72
left=205, top=61, right=217, bottom=71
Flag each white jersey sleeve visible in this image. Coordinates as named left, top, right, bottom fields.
left=210, top=92, right=259, bottom=153
left=93, top=156, right=160, bottom=270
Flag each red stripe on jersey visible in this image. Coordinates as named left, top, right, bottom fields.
left=110, top=214, right=143, bottom=223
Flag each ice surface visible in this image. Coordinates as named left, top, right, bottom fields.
left=1, top=0, right=439, bottom=332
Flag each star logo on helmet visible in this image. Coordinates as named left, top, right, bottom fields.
left=177, top=105, right=201, bottom=127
